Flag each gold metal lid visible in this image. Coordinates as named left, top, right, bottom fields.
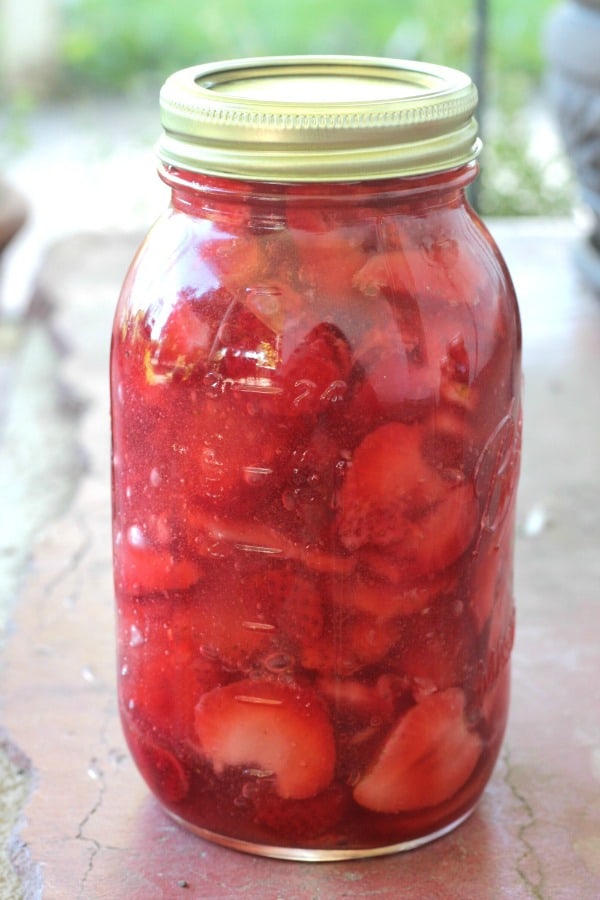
left=158, top=55, right=480, bottom=182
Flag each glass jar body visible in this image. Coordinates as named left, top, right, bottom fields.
left=110, top=165, right=521, bottom=859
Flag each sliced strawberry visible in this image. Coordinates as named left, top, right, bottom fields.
left=114, top=538, right=202, bottom=595
left=391, top=600, right=477, bottom=698
left=337, top=422, right=479, bottom=579
left=349, top=348, right=439, bottom=426
left=252, top=782, right=351, bottom=840
left=118, top=597, right=223, bottom=742
left=353, top=239, right=503, bottom=417
left=353, top=250, right=429, bottom=359
left=316, top=676, right=395, bottom=726
left=190, top=579, right=278, bottom=672
left=356, top=485, right=478, bottom=586
left=200, top=233, right=267, bottom=291
left=169, top=393, right=290, bottom=506
left=292, top=227, right=370, bottom=304
left=342, top=614, right=403, bottom=668
left=144, top=293, right=212, bottom=383
left=353, top=234, right=489, bottom=311
left=281, top=426, right=349, bottom=543
left=242, top=282, right=304, bottom=336
left=438, top=333, right=476, bottom=410
left=274, top=572, right=324, bottom=646
left=353, top=248, right=420, bottom=299
left=207, top=298, right=281, bottom=384
left=194, top=679, right=335, bottom=800
left=420, top=405, right=475, bottom=481
left=300, top=612, right=401, bottom=676
left=338, top=422, right=441, bottom=551
left=187, top=506, right=355, bottom=576
left=340, top=569, right=457, bottom=621
left=277, top=321, right=352, bottom=417
left=353, top=688, right=481, bottom=813
left=125, top=726, right=190, bottom=804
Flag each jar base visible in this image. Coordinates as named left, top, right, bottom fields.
left=163, top=804, right=477, bottom=861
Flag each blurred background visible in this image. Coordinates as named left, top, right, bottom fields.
left=0, top=0, right=579, bottom=314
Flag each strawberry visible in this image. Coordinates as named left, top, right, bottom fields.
left=125, top=726, right=190, bottom=804
left=242, top=282, right=304, bottom=336
left=338, top=422, right=479, bottom=579
left=353, top=688, right=481, bottom=813
left=353, top=231, right=489, bottom=311
left=187, top=506, right=355, bottom=576
left=356, top=485, right=478, bottom=585
left=391, top=599, right=477, bottom=698
left=144, top=293, right=212, bottom=383
left=118, top=597, right=223, bottom=742
left=292, top=227, right=370, bottom=305
left=338, top=423, right=441, bottom=552
left=420, top=405, right=475, bottom=481
left=300, top=611, right=401, bottom=676
left=274, top=571, right=324, bottom=646
left=114, top=538, right=202, bottom=595
left=353, top=248, right=421, bottom=299
left=207, top=299, right=280, bottom=384
left=282, top=425, right=348, bottom=543
left=349, top=348, right=439, bottom=426
left=194, top=679, right=336, bottom=799
left=252, top=783, right=351, bottom=840
left=188, top=577, right=278, bottom=672
left=168, top=392, right=291, bottom=506
left=316, top=676, right=396, bottom=726
left=277, top=321, right=352, bottom=418
left=339, top=569, right=457, bottom=621
left=201, top=233, right=267, bottom=291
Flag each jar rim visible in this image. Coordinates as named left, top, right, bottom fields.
left=158, top=55, right=481, bottom=183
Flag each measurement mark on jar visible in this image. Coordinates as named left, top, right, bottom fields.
left=320, top=379, right=348, bottom=404
left=234, top=542, right=283, bottom=555
left=234, top=694, right=283, bottom=707
left=241, top=620, right=276, bottom=633
left=233, top=376, right=283, bottom=395
left=293, top=378, right=317, bottom=408
left=242, top=465, right=273, bottom=486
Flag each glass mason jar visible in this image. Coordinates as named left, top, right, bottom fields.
left=110, top=57, right=521, bottom=860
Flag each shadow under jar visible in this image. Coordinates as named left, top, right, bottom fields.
left=110, top=56, right=522, bottom=861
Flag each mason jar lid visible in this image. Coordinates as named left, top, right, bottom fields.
left=158, top=55, right=480, bottom=182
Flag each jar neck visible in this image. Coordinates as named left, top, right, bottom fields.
left=159, top=163, right=479, bottom=215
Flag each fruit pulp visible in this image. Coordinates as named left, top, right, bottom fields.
left=111, top=169, right=521, bottom=856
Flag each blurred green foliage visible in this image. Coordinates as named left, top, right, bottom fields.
left=56, top=0, right=572, bottom=215
left=60, top=0, right=553, bottom=91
